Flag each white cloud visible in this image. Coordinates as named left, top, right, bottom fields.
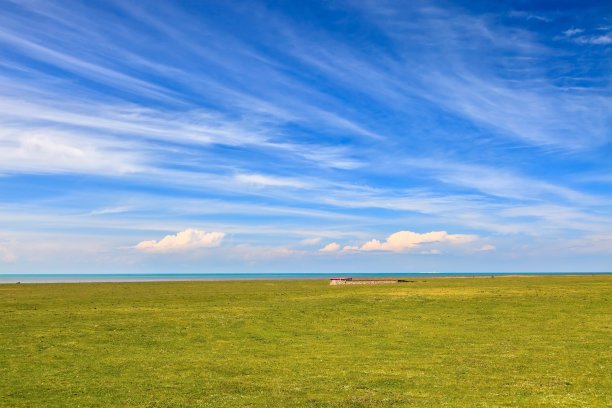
left=300, top=237, right=321, bottom=246
left=319, top=242, right=340, bottom=252
left=479, top=244, right=496, bottom=251
left=420, top=249, right=441, bottom=255
left=589, top=34, right=612, bottom=45
left=359, top=230, right=477, bottom=252
left=563, top=235, right=612, bottom=254
left=89, top=206, right=131, bottom=216
left=0, top=128, right=144, bottom=175
left=508, top=11, right=551, bottom=22
left=574, top=34, right=612, bottom=45
left=134, top=228, right=225, bottom=253
left=402, top=158, right=593, bottom=203
left=563, top=28, right=583, bottom=37
left=342, top=245, right=360, bottom=251
left=235, top=173, right=307, bottom=188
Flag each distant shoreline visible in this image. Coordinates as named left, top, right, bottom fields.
left=1, top=272, right=611, bottom=284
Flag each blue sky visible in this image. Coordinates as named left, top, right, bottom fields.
left=1, top=0, right=611, bottom=274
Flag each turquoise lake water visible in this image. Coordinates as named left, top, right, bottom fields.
left=1, top=272, right=610, bottom=283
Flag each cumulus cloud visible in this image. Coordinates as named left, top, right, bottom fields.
left=134, top=228, right=225, bottom=253
left=319, top=242, right=340, bottom=252
left=479, top=244, right=496, bottom=251
left=358, top=230, right=477, bottom=252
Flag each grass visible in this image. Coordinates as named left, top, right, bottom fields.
left=0, top=275, right=611, bottom=407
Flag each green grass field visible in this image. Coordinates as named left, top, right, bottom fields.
left=1, top=276, right=611, bottom=407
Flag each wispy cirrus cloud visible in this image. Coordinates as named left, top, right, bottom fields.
left=235, top=174, right=308, bottom=189
left=573, top=33, right=612, bottom=45
left=286, top=3, right=612, bottom=151
left=0, top=29, right=181, bottom=103
left=508, top=11, right=552, bottom=22
left=0, top=127, right=145, bottom=175
left=563, top=28, right=584, bottom=37
left=1, top=0, right=611, bottom=273
left=300, top=237, right=322, bottom=246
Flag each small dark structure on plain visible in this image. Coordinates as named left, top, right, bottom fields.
left=329, top=277, right=353, bottom=285
left=330, top=277, right=409, bottom=285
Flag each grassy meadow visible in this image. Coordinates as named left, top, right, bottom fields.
left=0, top=275, right=611, bottom=407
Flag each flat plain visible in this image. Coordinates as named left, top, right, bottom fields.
left=1, top=275, right=611, bottom=407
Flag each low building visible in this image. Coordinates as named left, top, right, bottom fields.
left=330, top=277, right=408, bottom=285
left=329, top=277, right=352, bottom=285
